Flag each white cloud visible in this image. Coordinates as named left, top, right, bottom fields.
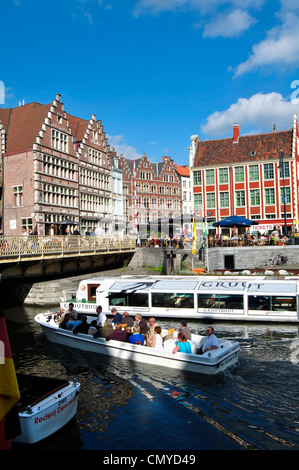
left=203, top=9, right=256, bottom=38
left=133, top=0, right=264, bottom=39
left=133, top=0, right=264, bottom=16
left=201, top=92, right=299, bottom=137
left=108, top=134, right=143, bottom=159
left=234, top=10, right=299, bottom=75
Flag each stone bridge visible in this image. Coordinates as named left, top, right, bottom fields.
left=0, top=235, right=136, bottom=279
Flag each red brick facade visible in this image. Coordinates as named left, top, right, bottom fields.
left=120, top=154, right=182, bottom=233
left=0, top=95, right=114, bottom=235
left=190, top=114, right=299, bottom=233
left=0, top=94, right=184, bottom=237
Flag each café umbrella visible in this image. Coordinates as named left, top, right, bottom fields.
left=213, top=215, right=259, bottom=228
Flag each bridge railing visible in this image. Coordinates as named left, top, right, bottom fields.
left=0, top=235, right=136, bottom=260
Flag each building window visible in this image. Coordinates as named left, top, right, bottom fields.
left=234, top=166, right=244, bottom=183
left=206, top=192, right=215, bottom=209
left=265, top=187, right=275, bottom=204
left=21, top=218, right=32, bottom=232
left=51, top=129, right=68, bottom=153
left=250, top=189, right=260, bottom=206
left=249, top=165, right=259, bottom=181
left=280, top=186, right=291, bottom=204
left=220, top=192, right=229, bottom=208
left=235, top=190, right=245, bottom=207
left=280, top=161, right=290, bottom=178
left=194, top=193, right=202, bottom=209
left=193, top=170, right=201, bottom=186
left=219, top=168, right=228, bottom=184
left=13, top=185, right=23, bottom=206
left=264, top=163, right=274, bottom=180
left=89, top=148, right=102, bottom=165
left=206, top=169, right=215, bottom=185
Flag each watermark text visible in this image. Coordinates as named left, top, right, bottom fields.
left=0, top=81, right=4, bottom=104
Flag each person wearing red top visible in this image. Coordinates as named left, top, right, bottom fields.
left=106, top=323, right=127, bottom=342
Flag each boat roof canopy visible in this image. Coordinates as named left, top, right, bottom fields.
left=109, top=281, right=156, bottom=292
left=152, top=280, right=199, bottom=291
left=107, top=278, right=298, bottom=294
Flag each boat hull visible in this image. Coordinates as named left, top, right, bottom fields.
left=15, top=377, right=80, bottom=444
left=35, top=314, right=239, bottom=376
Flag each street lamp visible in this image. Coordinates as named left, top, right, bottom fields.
left=278, top=150, right=287, bottom=237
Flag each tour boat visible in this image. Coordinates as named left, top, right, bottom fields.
left=60, top=274, right=299, bottom=323
left=34, top=313, right=239, bottom=376
left=15, top=374, right=80, bottom=444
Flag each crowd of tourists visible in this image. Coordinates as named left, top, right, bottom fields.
left=57, top=303, right=218, bottom=356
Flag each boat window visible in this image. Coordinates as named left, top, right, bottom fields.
left=108, top=292, right=148, bottom=308
left=198, top=294, right=243, bottom=310
left=151, top=293, right=194, bottom=309
left=248, top=295, right=296, bottom=311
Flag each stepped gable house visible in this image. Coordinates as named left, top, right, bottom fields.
left=0, top=94, right=115, bottom=235
left=189, top=114, right=299, bottom=233
left=120, top=154, right=182, bottom=232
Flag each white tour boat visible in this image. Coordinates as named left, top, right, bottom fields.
left=60, top=274, right=299, bottom=323
left=35, top=313, right=239, bottom=376
left=15, top=374, right=80, bottom=444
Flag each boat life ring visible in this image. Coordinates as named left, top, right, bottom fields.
left=80, top=285, right=86, bottom=290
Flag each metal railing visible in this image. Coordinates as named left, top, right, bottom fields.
left=0, top=235, right=136, bottom=261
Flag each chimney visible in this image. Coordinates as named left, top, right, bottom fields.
left=233, top=123, right=239, bottom=144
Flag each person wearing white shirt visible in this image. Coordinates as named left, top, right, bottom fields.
left=147, top=326, right=163, bottom=349
left=197, top=326, right=219, bottom=354
left=96, top=305, right=107, bottom=328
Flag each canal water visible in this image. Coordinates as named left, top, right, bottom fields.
left=5, top=304, right=299, bottom=451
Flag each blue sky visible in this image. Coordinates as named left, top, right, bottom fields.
left=1, top=0, right=299, bottom=165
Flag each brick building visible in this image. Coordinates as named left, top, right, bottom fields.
left=0, top=94, right=115, bottom=235
left=120, top=154, right=182, bottom=233
left=0, top=94, right=188, bottom=238
left=189, top=114, right=299, bottom=234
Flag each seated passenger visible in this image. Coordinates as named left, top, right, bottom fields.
left=128, top=325, right=144, bottom=345
left=121, top=311, right=134, bottom=327
left=178, top=320, right=192, bottom=340
left=106, top=323, right=127, bottom=342
left=196, top=326, right=219, bottom=354
left=59, top=312, right=71, bottom=329
left=65, top=302, right=78, bottom=320
left=73, top=315, right=89, bottom=334
left=66, top=319, right=82, bottom=330
left=96, top=305, right=106, bottom=328
left=93, top=324, right=113, bottom=339
left=111, top=308, right=123, bottom=325
left=88, top=320, right=98, bottom=335
left=148, top=317, right=162, bottom=342
left=147, top=326, right=163, bottom=349
left=134, top=314, right=149, bottom=337
left=172, top=332, right=191, bottom=354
